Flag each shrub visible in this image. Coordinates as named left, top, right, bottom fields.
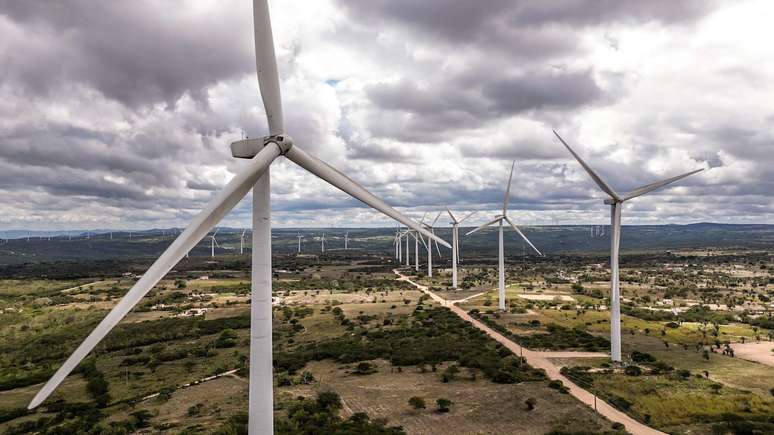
left=436, top=398, right=452, bottom=413
left=408, top=396, right=425, bottom=410
left=354, top=361, right=377, bottom=375
left=525, top=397, right=537, bottom=410
left=624, top=365, right=642, bottom=376
left=630, top=351, right=656, bottom=363
left=548, top=380, right=569, bottom=394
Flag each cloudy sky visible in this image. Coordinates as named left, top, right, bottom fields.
left=0, top=0, right=772, bottom=231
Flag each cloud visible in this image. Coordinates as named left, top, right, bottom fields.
left=0, top=0, right=771, bottom=231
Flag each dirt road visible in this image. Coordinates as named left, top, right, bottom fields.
left=395, top=270, right=666, bottom=435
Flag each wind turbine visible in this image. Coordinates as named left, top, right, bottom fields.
left=466, top=162, right=542, bottom=311
left=27, top=3, right=449, bottom=433
left=320, top=233, right=326, bottom=253
left=344, top=231, right=349, bottom=250
left=209, top=228, right=220, bottom=258
left=404, top=229, right=411, bottom=266
left=240, top=228, right=247, bottom=254
left=419, top=212, right=443, bottom=278
left=445, top=208, right=477, bottom=288
left=297, top=232, right=302, bottom=253
left=393, top=229, right=400, bottom=259
left=553, top=130, right=702, bottom=363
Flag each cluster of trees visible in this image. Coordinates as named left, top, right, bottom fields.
left=1, top=312, right=252, bottom=391
left=2, top=401, right=152, bottom=434
left=468, top=310, right=609, bottom=352
left=264, top=391, right=405, bottom=434
left=274, top=306, right=545, bottom=385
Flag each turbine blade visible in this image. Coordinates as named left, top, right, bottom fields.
left=432, top=229, right=442, bottom=256
left=418, top=232, right=428, bottom=250
left=503, top=161, right=515, bottom=214
left=621, top=168, right=703, bottom=202
left=27, top=144, right=281, bottom=410
left=431, top=210, right=442, bottom=227
left=420, top=212, right=428, bottom=225
left=466, top=217, right=501, bottom=236
left=253, top=0, right=284, bottom=135
left=504, top=216, right=542, bottom=256
left=285, top=146, right=451, bottom=249
left=553, top=130, right=621, bottom=201
left=212, top=227, right=219, bottom=237
left=445, top=206, right=457, bottom=223
left=458, top=210, right=478, bottom=223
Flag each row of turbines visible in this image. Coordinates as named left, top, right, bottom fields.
left=392, top=134, right=701, bottom=366
left=25, top=2, right=704, bottom=433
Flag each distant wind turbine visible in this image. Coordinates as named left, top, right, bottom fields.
left=467, top=162, right=542, bottom=311
left=445, top=208, right=477, bottom=289
left=553, top=130, right=702, bottom=363
left=297, top=232, right=302, bottom=253
left=419, top=212, right=443, bottom=278
left=209, top=228, right=220, bottom=258
left=240, top=228, right=247, bottom=254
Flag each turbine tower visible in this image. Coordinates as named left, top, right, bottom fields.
left=320, top=233, right=326, bottom=253
left=297, top=232, right=302, bottom=253
left=553, top=130, right=702, bottom=363
left=445, top=208, right=477, bottom=288
left=404, top=229, right=411, bottom=266
left=344, top=231, right=349, bottom=250
left=420, top=212, right=443, bottom=278
left=27, top=4, right=449, bottom=434
left=467, top=162, right=542, bottom=310
left=393, top=229, right=400, bottom=259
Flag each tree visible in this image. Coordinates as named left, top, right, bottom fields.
left=442, top=365, right=460, bottom=382
left=317, top=391, right=342, bottom=411
left=624, top=365, right=642, bottom=376
left=408, top=396, right=425, bottom=411
left=354, top=361, right=376, bottom=375
left=525, top=397, right=537, bottom=411
left=436, top=398, right=452, bottom=413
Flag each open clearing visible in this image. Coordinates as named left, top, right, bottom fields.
left=281, top=359, right=616, bottom=435
left=729, top=341, right=774, bottom=366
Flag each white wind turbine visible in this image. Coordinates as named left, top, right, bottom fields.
left=297, top=232, right=302, bottom=253
left=553, top=130, right=702, bottom=363
left=393, top=229, right=400, bottom=259
left=320, top=232, right=326, bottom=253
left=467, top=162, right=542, bottom=311
left=209, top=228, right=220, bottom=258
left=344, top=231, right=349, bottom=250
left=27, top=2, right=450, bottom=432
left=419, top=212, right=443, bottom=278
left=445, top=208, right=477, bottom=288
left=240, top=228, right=248, bottom=254
left=403, top=229, right=411, bottom=266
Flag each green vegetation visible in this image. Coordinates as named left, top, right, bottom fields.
left=275, top=306, right=546, bottom=385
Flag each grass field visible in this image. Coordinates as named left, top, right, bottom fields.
left=280, top=359, right=620, bottom=435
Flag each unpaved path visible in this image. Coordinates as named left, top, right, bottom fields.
left=729, top=341, right=774, bottom=367
left=395, top=270, right=666, bottom=435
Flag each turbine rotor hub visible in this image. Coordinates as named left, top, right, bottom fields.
left=230, top=134, right=294, bottom=159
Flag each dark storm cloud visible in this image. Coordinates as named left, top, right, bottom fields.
left=337, top=0, right=714, bottom=55
left=482, top=70, right=603, bottom=114
left=0, top=0, right=252, bottom=107
left=365, top=69, right=603, bottom=142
